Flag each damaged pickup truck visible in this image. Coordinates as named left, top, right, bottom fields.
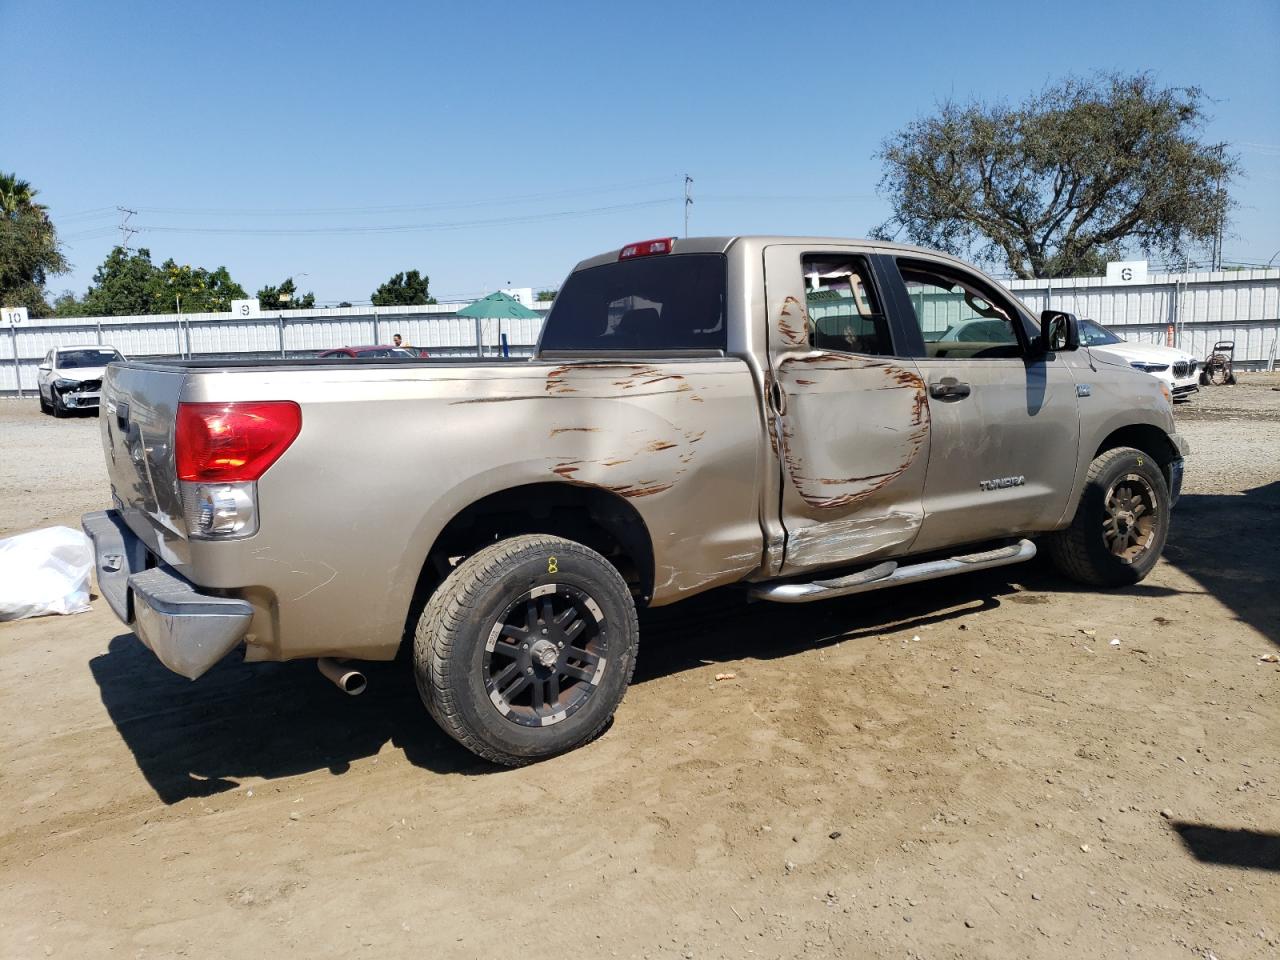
left=84, top=236, right=1188, bottom=765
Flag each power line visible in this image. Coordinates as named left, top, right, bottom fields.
left=139, top=197, right=674, bottom=237
left=130, top=176, right=679, bottom=217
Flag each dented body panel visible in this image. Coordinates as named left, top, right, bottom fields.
left=89, top=235, right=1186, bottom=673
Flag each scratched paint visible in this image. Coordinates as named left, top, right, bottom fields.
left=776, top=354, right=929, bottom=509
left=783, top=510, right=923, bottom=568
left=544, top=362, right=709, bottom=501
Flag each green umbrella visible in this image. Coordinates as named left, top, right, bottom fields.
left=457, top=291, right=541, bottom=357
left=456, top=291, right=540, bottom=319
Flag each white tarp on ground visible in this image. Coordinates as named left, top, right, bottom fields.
left=0, top=526, right=93, bottom=620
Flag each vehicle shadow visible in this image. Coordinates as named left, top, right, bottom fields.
left=91, top=566, right=1029, bottom=803
left=89, top=634, right=486, bottom=804
left=1156, top=481, right=1279, bottom=647
left=91, top=481, right=1276, bottom=800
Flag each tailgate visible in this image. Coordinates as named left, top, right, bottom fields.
left=100, top=363, right=189, bottom=559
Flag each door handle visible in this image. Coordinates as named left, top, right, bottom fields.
left=929, top=379, right=971, bottom=400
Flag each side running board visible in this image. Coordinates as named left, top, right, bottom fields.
left=749, top=539, right=1037, bottom=604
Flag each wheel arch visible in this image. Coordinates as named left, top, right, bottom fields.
left=401, top=482, right=656, bottom=651
left=1093, top=423, right=1181, bottom=481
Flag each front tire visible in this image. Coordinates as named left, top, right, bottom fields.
left=1046, top=446, right=1170, bottom=587
left=414, top=534, right=639, bottom=766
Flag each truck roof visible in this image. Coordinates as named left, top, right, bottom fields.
left=570, top=236, right=979, bottom=273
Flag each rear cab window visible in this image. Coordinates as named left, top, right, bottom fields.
left=539, top=254, right=726, bottom=353
left=802, top=254, right=893, bottom=356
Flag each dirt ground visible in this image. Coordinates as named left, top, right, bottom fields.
left=1, top=377, right=1277, bottom=960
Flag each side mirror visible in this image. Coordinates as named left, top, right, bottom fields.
left=1039, top=310, right=1079, bottom=353
left=37, top=365, right=50, bottom=372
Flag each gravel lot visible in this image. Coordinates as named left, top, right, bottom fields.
left=1, top=376, right=1277, bottom=960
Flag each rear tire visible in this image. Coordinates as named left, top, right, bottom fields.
left=413, top=534, right=639, bottom=766
left=1046, top=446, right=1170, bottom=587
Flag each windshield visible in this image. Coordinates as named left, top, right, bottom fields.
left=1077, top=318, right=1123, bottom=346
left=540, top=253, right=726, bottom=352
left=58, top=348, right=122, bottom=369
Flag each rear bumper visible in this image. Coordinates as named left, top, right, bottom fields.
left=82, top=510, right=252, bottom=679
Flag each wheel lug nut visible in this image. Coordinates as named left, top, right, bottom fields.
left=526, top=667, right=533, bottom=674
left=522, top=643, right=529, bottom=650
left=541, top=628, right=548, bottom=635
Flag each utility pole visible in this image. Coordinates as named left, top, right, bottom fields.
left=116, top=206, right=138, bottom=250
left=683, top=175, right=693, bottom=238
left=1212, top=143, right=1226, bottom=271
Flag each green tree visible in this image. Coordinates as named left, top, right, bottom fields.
left=535, top=289, right=557, bottom=302
left=154, top=259, right=247, bottom=313
left=80, top=247, right=161, bottom=316
left=371, top=269, right=436, bottom=306
left=874, top=73, right=1237, bottom=278
left=51, top=290, right=86, bottom=317
left=0, top=172, right=68, bottom=316
left=257, top=276, right=316, bottom=311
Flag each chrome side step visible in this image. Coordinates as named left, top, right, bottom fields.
left=749, top=539, right=1037, bottom=604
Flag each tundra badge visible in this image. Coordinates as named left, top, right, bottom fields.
left=980, top=476, right=1026, bottom=491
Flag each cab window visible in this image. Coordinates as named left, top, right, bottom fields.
left=898, top=260, right=1025, bottom=359
left=801, top=254, right=892, bottom=355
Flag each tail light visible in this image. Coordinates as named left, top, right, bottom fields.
left=619, top=237, right=675, bottom=260
left=176, top=401, right=302, bottom=482
left=176, top=401, right=301, bottom=540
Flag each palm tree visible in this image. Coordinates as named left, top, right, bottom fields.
left=0, top=172, right=45, bottom=217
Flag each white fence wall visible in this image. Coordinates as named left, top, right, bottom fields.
left=0, top=303, right=550, bottom=396
left=1005, top=268, right=1280, bottom=369
left=3, top=268, right=1278, bottom=396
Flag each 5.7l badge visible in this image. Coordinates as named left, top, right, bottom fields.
left=979, top=475, right=1026, bottom=491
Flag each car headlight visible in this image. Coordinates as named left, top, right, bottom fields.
left=1129, top=362, right=1170, bottom=374
left=53, top=378, right=81, bottom=389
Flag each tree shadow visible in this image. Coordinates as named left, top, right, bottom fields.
left=1170, top=822, right=1280, bottom=871
left=89, top=633, right=487, bottom=804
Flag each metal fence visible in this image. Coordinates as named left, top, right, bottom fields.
left=1007, top=267, right=1280, bottom=369
left=3, top=267, right=1278, bottom=396
left=1, top=303, right=550, bottom=396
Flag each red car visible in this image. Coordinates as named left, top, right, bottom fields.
left=316, top=345, right=427, bottom=358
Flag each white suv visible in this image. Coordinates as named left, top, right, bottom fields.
left=1076, top=319, right=1199, bottom=401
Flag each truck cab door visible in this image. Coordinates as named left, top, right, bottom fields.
left=877, top=254, right=1081, bottom=552
left=762, top=244, right=931, bottom=574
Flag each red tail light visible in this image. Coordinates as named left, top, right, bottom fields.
left=176, top=401, right=302, bottom=482
left=619, top=237, right=676, bottom=260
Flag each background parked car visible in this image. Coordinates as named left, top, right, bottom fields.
left=935, top=316, right=1199, bottom=401
left=316, top=345, right=420, bottom=358
left=1075, top=318, right=1200, bottom=400
left=36, top=345, right=124, bottom=417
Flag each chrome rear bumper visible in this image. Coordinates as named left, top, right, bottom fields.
left=82, top=510, right=251, bottom=679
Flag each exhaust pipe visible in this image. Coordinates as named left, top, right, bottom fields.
left=317, top=657, right=367, bottom=696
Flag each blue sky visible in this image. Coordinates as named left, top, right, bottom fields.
left=6, top=0, right=1278, bottom=304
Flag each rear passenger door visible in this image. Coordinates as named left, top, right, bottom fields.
left=763, top=244, right=931, bottom=573
left=879, top=255, right=1081, bottom=552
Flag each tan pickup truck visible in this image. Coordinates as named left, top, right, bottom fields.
left=84, top=236, right=1188, bottom=764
